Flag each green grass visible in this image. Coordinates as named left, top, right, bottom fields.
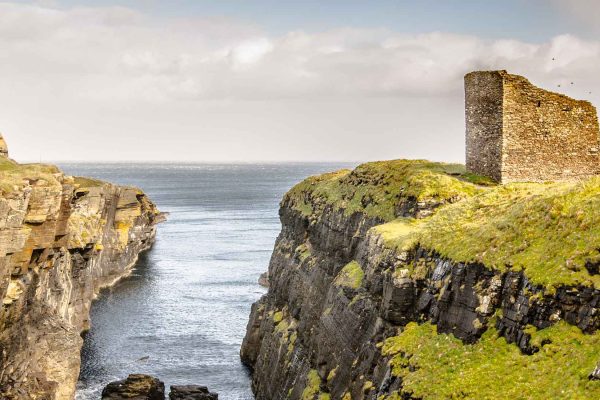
left=0, top=158, right=62, bottom=194
left=375, top=178, right=600, bottom=289
left=382, top=321, right=599, bottom=400
left=334, top=261, right=364, bottom=290
left=283, top=160, right=486, bottom=221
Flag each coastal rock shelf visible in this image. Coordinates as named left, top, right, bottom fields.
left=0, top=136, right=162, bottom=399
left=241, top=160, right=600, bottom=399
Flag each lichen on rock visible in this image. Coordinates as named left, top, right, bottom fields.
left=0, top=136, right=162, bottom=400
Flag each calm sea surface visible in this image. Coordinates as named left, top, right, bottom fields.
left=58, top=163, right=353, bottom=400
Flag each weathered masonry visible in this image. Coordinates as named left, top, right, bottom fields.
left=465, top=70, right=600, bottom=183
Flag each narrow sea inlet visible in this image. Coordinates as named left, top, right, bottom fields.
left=58, top=163, right=352, bottom=400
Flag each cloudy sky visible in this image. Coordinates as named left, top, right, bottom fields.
left=2, top=0, right=600, bottom=162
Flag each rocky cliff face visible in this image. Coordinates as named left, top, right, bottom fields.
left=241, top=160, right=600, bottom=399
left=0, top=141, right=161, bottom=400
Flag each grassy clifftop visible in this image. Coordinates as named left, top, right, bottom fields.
left=284, top=158, right=600, bottom=289
left=375, top=178, right=600, bottom=290
left=283, top=160, right=490, bottom=221
left=283, top=159, right=600, bottom=399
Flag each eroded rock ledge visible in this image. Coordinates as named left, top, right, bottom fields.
left=0, top=138, right=162, bottom=399
left=241, top=160, right=600, bottom=400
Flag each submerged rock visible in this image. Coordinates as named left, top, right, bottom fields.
left=102, top=374, right=165, bottom=399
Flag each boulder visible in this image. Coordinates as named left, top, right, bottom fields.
left=102, top=374, right=165, bottom=400
left=169, top=385, right=219, bottom=400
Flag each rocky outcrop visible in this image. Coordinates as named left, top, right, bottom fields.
left=0, top=138, right=162, bottom=399
left=241, top=160, right=600, bottom=399
left=102, top=375, right=219, bottom=400
left=102, top=375, right=165, bottom=400
left=169, top=385, right=219, bottom=400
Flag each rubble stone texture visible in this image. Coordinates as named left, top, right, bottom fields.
left=465, top=70, right=600, bottom=183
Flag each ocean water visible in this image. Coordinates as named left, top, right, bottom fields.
left=58, top=163, right=353, bottom=400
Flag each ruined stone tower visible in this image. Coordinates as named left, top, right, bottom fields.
left=0, top=134, right=8, bottom=158
left=465, top=70, right=600, bottom=183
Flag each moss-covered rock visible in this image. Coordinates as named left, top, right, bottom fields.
left=382, top=321, right=600, bottom=399
left=333, top=261, right=364, bottom=290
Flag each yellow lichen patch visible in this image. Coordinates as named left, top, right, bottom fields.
left=273, top=311, right=284, bottom=324
left=301, top=370, right=322, bottom=400
left=67, top=212, right=105, bottom=249
left=115, top=220, right=132, bottom=249
left=295, top=243, right=311, bottom=262
left=326, top=366, right=337, bottom=383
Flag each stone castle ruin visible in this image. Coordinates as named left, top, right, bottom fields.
left=465, top=70, right=600, bottom=183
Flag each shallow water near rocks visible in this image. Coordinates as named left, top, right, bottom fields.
left=59, top=163, right=353, bottom=400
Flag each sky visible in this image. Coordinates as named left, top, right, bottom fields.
left=1, top=0, right=600, bottom=162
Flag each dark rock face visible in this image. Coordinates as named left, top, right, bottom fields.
left=241, top=192, right=600, bottom=399
left=170, top=385, right=219, bottom=400
left=102, top=374, right=165, bottom=400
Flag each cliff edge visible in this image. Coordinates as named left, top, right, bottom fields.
left=241, top=159, right=599, bottom=399
left=0, top=136, right=162, bottom=399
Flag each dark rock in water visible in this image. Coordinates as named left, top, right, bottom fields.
left=258, top=271, right=269, bottom=287
left=170, top=385, right=219, bottom=400
left=102, top=374, right=165, bottom=400
left=101, top=375, right=219, bottom=400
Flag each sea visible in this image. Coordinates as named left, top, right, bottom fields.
left=57, top=163, right=354, bottom=400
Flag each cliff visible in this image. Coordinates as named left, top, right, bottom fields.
left=241, top=159, right=600, bottom=399
left=0, top=138, right=162, bottom=399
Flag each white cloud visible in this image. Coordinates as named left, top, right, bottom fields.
left=551, top=0, right=600, bottom=29
left=0, top=2, right=599, bottom=162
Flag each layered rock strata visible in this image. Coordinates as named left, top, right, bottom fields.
left=0, top=140, right=162, bottom=399
left=241, top=160, right=600, bottom=399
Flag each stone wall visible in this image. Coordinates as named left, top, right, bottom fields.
left=465, top=71, right=505, bottom=182
left=465, top=70, right=600, bottom=183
